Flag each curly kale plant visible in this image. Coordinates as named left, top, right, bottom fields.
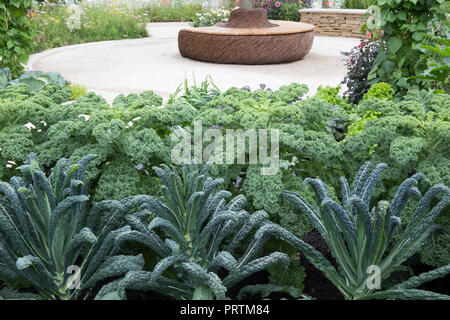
left=0, top=154, right=145, bottom=300
left=258, top=162, right=450, bottom=300
left=363, top=82, right=394, bottom=101
left=196, top=83, right=349, bottom=220
left=99, top=165, right=291, bottom=300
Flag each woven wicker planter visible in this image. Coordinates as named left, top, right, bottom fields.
left=178, top=8, right=315, bottom=65
left=178, top=27, right=314, bottom=65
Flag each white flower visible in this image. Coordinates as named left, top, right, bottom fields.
left=24, top=122, right=35, bottom=130
left=78, top=114, right=90, bottom=121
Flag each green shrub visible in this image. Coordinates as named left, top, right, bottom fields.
left=411, top=19, right=450, bottom=94
left=366, top=0, right=447, bottom=94
left=190, top=7, right=230, bottom=27
left=0, top=0, right=38, bottom=78
left=278, top=2, right=301, bottom=21
left=141, top=2, right=203, bottom=22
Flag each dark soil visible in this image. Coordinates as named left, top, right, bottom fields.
left=299, top=230, right=344, bottom=300
left=405, top=255, right=450, bottom=296
left=297, top=229, right=450, bottom=299
left=125, top=289, right=175, bottom=300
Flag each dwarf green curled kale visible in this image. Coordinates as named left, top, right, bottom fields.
left=343, top=90, right=449, bottom=189
left=100, top=165, right=292, bottom=300
left=112, top=90, right=163, bottom=108
left=195, top=84, right=347, bottom=222
left=0, top=87, right=196, bottom=202
left=0, top=154, right=145, bottom=300
left=262, top=162, right=449, bottom=300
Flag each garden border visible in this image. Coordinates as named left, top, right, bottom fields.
left=299, top=8, right=366, bottom=38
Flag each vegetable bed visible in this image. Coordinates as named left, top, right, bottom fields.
left=0, top=76, right=448, bottom=300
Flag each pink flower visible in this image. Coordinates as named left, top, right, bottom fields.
left=268, top=5, right=271, bottom=9
left=236, top=1, right=239, bottom=5
left=275, top=1, right=280, bottom=7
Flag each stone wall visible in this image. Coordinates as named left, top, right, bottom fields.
left=299, top=8, right=366, bottom=38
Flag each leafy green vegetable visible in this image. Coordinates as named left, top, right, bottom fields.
left=0, top=154, right=145, bottom=300
left=0, top=287, right=42, bottom=300
left=99, top=164, right=292, bottom=300
left=363, top=82, right=394, bottom=101
left=315, top=85, right=352, bottom=112
left=271, top=162, right=450, bottom=300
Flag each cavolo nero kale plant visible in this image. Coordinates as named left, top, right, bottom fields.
left=256, top=162, right=450, bottom=300
left=96, top=164, right=293, bottom=300
left=342, top=90, right=450, bottom=266
left=0, top=154, right=146, bottom=300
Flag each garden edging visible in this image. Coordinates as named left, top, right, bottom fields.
left=299, top=8, right=366, bottom=38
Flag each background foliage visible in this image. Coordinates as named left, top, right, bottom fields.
left=0, top=0, right=37, bottom=78
left=367, top=0, right=447, bottom=94
left=31, top=1, right=148, bottom=53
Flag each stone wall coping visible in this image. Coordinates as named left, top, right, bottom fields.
left=299, top=8, right=367, bottom=15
